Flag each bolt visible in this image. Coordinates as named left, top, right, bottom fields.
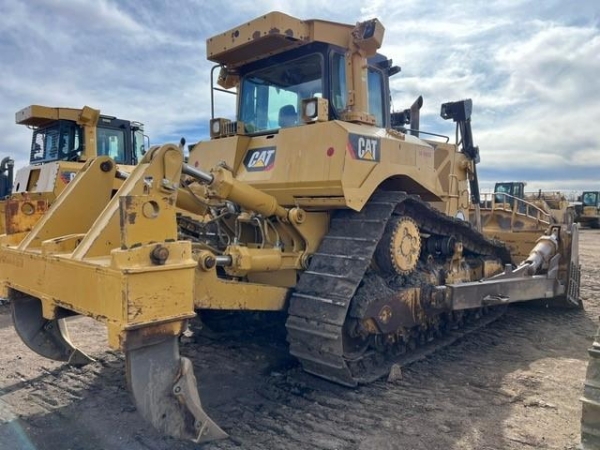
left=21, top=202, right=35, bottom=216
left=100, top=160, right=114, bottom=172
left=150, top=244, right=169, bottom=265
left=203, top=255, right=216, bottom=269
left=160, top=178, right=178, bottom=192
left=173, top=386, right=182, bottom=394
left=378, top=305, right=392, bottom=324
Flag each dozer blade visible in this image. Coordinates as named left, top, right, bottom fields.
left=565, top=223, right=582, bottom=307
left=126, top=336, right=228, bottom=443
left=11, top=293, right=94, bottom=366
left=549, top=222, right=582, bottom=308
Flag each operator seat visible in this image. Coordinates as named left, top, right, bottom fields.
left=278, top=105, right=297, bottom=128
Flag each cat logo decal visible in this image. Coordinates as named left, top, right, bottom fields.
left=59, top=171, right=78, bottom=184
left=347, top=134, right=380, bottom=162
left=244, top=146, right=276, bottom=172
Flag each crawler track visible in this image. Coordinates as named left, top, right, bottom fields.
left=1, top=231, right=595, bottom=450
left=286, top=191, right=512, bottom=386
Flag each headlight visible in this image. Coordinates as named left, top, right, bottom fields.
left=301, top=97, right=328, bottom=123
left=211, top=119, right=221, bottom=135
left=304, top=99, right=317, bottom=119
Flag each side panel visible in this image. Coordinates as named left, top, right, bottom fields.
left=428, top=140, right=471, bottom=219
left=12, top=161, right=83, bottom=196
left=190, top=121, right=454, bottom=210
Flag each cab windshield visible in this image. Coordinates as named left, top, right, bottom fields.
left=239, top=53, right=323, bottom=133
left=494, top=183, right=514, bottom=204
left=133, top=128, right=146, bottom=164
left=582, top=192, right=599, bottom=207
left=30, top=120, right=137, bottom=165
left=30, top=120, right=82, bottom=164
left=96, top=126, right=126, bottom=163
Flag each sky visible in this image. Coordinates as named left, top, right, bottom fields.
left=0, top=0, right=598, bottom=196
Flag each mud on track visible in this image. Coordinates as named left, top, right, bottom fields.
left=0, top=230, right=598, bottom=450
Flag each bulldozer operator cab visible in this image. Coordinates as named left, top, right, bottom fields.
left=231, top=43, right=394, bottom=134
left=29, top=116, right=145, bottom=166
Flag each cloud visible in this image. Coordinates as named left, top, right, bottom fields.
left=371, top=2, right=600, bottom=192
left=0, top=0, right=598, bottom=192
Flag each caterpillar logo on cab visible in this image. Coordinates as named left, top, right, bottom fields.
left=244, top=146, right=276, bottom=172
left=347, top=133, right=380, bottom=162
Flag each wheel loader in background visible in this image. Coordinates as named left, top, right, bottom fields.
left=0, top=105, right=147, bottom=234
left=575, top=191, right=600, bottom=228
left=0, top=12, right=581, bottom=444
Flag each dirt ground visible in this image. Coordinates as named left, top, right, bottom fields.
left=0, top=230, right=597, bottom=450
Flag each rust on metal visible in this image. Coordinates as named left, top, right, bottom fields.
left=5, top=197, right=49, bottom=235
left=362, top=288, right=427, bottom=334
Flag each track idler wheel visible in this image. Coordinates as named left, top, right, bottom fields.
left=126, top=336, right=228, bottom=443
left=375, top=215, right=421, bottom=275
left=11, top=292, right=94, bottom=366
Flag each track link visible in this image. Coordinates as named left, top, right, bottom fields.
left=286, top=191, right=511, bottom=386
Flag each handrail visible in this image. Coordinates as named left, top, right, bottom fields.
left=479, top=192, right=553, bottom=229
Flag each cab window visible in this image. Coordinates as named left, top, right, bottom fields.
left=133, top=129, right=146, bottom=164
left=30, top=120, right=82, bottom=163
left=368, top=68, right=384, bottom=127
left=97, top=127, right=125, bottom=163
left=494, top=183, right=511, bottom=204
left=239, top=53, right=323, bottom=133
left=333, top=54, right=385, bottom=127
left=583, top=192, right=598, bottom=207
left=331, top=53, right=347, bottom=115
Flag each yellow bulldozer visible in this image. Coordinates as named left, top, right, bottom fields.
left=0, top=104, right=147, bottom=234
left=0, top=12, right=581, bottom=443
left=575, top=191, right=600, bottom=229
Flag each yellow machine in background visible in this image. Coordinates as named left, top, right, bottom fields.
left=488, top=181, right=575, bottom=224
left=0, top=105, right=146, bottom=234
left=0, top=12, right=581, bottom=443
left=476, top=181, right=576, bottom=262
left=576, top=191, right=600, bottom=228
